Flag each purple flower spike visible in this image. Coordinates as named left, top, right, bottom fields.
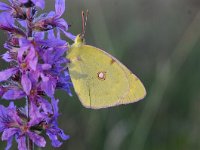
left=0, top=0, right=72, bottom=149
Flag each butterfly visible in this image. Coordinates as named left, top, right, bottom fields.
left=66, top=11, right=146, bottom=109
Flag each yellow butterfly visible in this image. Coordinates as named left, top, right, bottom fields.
left=66, top=34, right=146, bottom=109
left=67, top=11, right=146, bottom=109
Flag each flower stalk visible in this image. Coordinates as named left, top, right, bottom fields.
left=27, top=96, right=34, bottom=150
left=28, top=135, right=34, bottom=150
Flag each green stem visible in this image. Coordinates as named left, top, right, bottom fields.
left=26, top=96, right=34, bottom=150
left=28, top=139, right=34, bottom=150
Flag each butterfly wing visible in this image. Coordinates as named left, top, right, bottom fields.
left=119, top=65, right=146, bottom=102
left=67, top=45, right=130, bottom=109
left=67, top=44, right=146, bottom=109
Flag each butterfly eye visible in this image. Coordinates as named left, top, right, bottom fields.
left=80, top=37, right=84, bottom=42
left=79, top=34, right=84, bottom=42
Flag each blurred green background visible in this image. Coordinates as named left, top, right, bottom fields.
left=1, top=0, right=200, bottom=150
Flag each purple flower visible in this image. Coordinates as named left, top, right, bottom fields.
left=33, top=0, right=75, bottom=40
left=46, top=124, right=70, bottom=147
left=0, top=1, right=26, bottom=19
left=2, top=86, right=26, bottom=100
left=42, top=98, right=70, bottom=147
left=0, top=42, right=38, bottom=96
left=0, top=103, right=46, bottom=149
left=0, top=0, right=74, bottom=149
left=0, top=12, right=26, bottom=36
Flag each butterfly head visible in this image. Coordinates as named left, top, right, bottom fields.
left=72, top=34, right=85, bottom=47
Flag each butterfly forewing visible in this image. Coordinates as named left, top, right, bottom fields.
left=67, top=45, right=130, bottom=109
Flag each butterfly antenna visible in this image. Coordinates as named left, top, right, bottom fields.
left=81, top=10, right=89, bottom=38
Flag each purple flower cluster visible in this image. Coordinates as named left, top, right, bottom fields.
left=0, top=0, right=74, bottom=149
